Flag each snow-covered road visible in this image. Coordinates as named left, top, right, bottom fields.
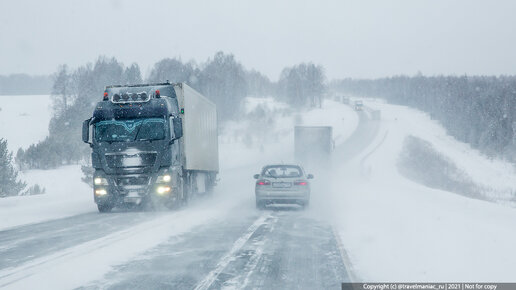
left=3, top=96, right=515, bottom=288
left=0, top=162, right=363, bottom=289
left=0, top=101, right=367, bottom=289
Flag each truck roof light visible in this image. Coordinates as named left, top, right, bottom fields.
left=103, top=92, right=108, bottom=101
left=155, top=90, right=161, bottom=98
left=110, top=92, right=150, bottom=104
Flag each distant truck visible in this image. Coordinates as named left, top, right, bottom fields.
left=294, top=126, right=333, bottom=169
left=354, top=100, right=364, bottom=111
left=82, top=82, right=219, bottom=212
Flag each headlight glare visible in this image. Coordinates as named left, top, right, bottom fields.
left=95, top=189, right=108, bottom=196
left=156, top=186, right=171, bottom=195
left=94, top=177, right=108, bottom=185
left=156, top=174, right=172, bottom=183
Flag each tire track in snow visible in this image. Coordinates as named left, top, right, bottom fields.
left=193, top=211, right=273, bottom=290
left=0, top=208, right=224, bottom=289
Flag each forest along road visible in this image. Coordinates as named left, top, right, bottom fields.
left=0, top=108, right=377, bottom=289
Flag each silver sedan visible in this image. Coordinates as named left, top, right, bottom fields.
left=254, top=164, right=313, bottom=209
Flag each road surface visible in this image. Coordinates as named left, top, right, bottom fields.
left=0, top=110, right=378, bottom=289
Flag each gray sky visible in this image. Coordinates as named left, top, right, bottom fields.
left=1, top=0, right=516, bottom=80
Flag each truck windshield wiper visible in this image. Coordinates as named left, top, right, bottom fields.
left=133, top=124, right=144, bottom=141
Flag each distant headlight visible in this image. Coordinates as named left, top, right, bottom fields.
left=94, top=177, right=108, bottom=185
left=156, top=174, right=171, bottom=183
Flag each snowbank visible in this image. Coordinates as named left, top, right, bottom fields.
left=0, top=165, right=96, bottom=230
left=330, top=98, right=516, bottom=281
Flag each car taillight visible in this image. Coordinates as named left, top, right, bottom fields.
left=294, top=180, right=308, bottom=186
left=256, top=180, right=271, bottom=186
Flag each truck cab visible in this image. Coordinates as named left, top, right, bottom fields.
left=82, top=82, right=218, bottom=212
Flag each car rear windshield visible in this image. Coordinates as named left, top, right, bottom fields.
left=262, top=165, right=302, bottom=178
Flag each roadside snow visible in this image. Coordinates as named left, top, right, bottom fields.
left=366, top=99, right=516, bottom=202
left=0, top=165, right=95, bottom=231
left=330, top=98, right=516, bottom=281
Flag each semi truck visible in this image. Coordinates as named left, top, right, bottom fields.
left=82, top=82, right=218, bottom=212
left=294, top=126, right=333, bottom=169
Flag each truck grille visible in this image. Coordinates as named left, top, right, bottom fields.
left=116, top=176, right=150, bottom=186
left=105, top=152, right=157, bottom=169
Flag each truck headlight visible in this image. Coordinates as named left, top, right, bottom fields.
left=95, top=189, right=108, bottom=196
left=94, top=177, right=109, bottom=185
left=156, top=186, right=171, bottom=195
left=156, top=174, right=171, bottom=183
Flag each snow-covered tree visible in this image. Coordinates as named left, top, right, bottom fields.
left=198, top=52, right=248, bottom=120
left=51, top=65, right=71, bottom=115
left=122, top=63, right=143, bottom=85
left=279, top=63, right=326, bottom=108
left=0, top=138, right=26, bottom=197
left=147, top=58, right=196, bottom=85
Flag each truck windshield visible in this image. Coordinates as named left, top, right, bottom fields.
left=94, top=118, right=166, bottom=142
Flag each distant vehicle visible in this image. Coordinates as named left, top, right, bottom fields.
left=82, top=82, right=219, bottom=212
left=254, top=164, right=313, bottom=209
left=354, top=100, right=364, bottom=111
left=294, top=126, right=333, bottom=168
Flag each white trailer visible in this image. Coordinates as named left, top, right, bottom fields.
left=174, top=83, right=219, bottom=194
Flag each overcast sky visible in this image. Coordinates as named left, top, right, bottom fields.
left=1, top=0, right=516, bottom=80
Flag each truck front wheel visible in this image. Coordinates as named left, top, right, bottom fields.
left=97, top=203, right=113, bottom=213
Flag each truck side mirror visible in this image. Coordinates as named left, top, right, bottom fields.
left=307, top=174, right=314, bottom=179
left=173, top=117, right=183, bottom=139
left=253, top=174, right=260, bottom=179
left=82, top=119, right=91, bottom=144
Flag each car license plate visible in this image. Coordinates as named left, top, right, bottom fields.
left=272, top=182, right=291, bottom=188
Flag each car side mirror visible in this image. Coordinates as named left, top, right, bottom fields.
left=82, top=119, right=91, bottom=144
left=307, top=174, right=314, bottom=179
left=253, top=174, right=260, bottom=179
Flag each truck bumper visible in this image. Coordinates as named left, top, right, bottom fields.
left=93, top=170, right=180, bottom=207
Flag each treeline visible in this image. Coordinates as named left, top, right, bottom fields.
left=0, top=74, right=52, bottom=95
left=332, top=75, right=516, bottom=160
left=16, top=52, right=326, bottom=169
